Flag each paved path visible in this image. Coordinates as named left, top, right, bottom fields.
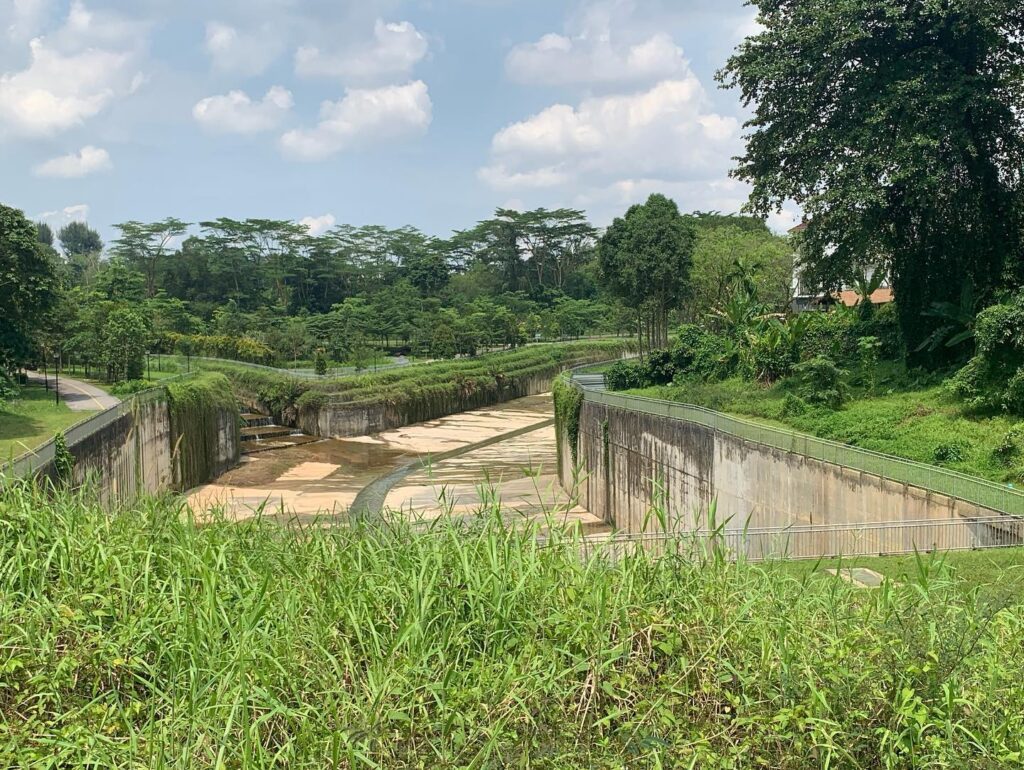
left=26, top=372, right=120, bottom=412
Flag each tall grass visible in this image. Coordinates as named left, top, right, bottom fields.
left=2, top=479, right=1024, bottom=767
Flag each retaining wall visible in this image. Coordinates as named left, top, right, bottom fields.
left=559, top=397, right=1014, bottom=552
left=11, top=378, right=239, bottom=504
left=299, top=365, right=603, bottom=440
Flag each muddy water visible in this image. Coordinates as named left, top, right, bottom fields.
left=188, top=394, right=603, bottom=532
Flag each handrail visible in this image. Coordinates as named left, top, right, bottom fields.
left=568, top=372, right=1024, bottom=517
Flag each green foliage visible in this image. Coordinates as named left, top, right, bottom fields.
left=52, top=432, right=74, bottom=485
left=933, top=440, right=971, bottom=465
left=598, top=194, right=696, bottom=349
left=430, top=323, right=457, bottom=360
left=102, top=307, right=148, bottom=383
left=4, top=481, right=1024, bottom=766
left=109, top=379, right=155, bottom=396
left=165, top=373, right=239, bottom=489
left=951, top=292, right=1024, bottom=414
left=312, top=348, right=328, bottom=376
left=857, top=336, right=882, bottom=394
left=721, top=0, right=1024, bottom=361
left=552, top=376, right=584, bottom=465
left=793, top=356, right=849, bottom=409
left=0, top=371, right=17, bottom=409
left=801, top=309, right=857, bottom=362
left=605, top=359, right=649, bottom=391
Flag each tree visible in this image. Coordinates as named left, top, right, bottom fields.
left=719, top=0, right=1024, bottom=365
left=102, top=307, right=148, bottom=382
left=35, top=222, right=54, bottom=247
left=112, top=218, right=189, bottom=298
left=58, top=221, right=103, bottom=257
left=1, top=204, right=59, bottom=372
left=597, top=194, right=696, bottom=349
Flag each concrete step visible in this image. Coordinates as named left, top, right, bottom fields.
left=241, top=413, right=274, bottom=428
left=241, top=425, right=298, bottom=441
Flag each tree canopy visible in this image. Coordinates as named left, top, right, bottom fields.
left=720, top=0, right=1024, bottom=363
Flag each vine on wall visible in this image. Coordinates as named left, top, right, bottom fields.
left=166, top=373, right=239, bottom=490
left=553, top=375, right=584, bottom=466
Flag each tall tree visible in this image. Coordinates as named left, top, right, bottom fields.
left=113, top=218, right=189, bottom=298
left=0, top=205, right=60, bottom=371
left=720, top=0, right=1024, bottom=364
left=35, top=222, right=54, bottom=247
left=598, top=194, right=696, bottom=349
left=58, top=221, right=103, bottom=257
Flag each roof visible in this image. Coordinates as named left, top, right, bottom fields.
left=789, top=222, right=808, bottom=234
left=836, top=287, right=894, bottom=307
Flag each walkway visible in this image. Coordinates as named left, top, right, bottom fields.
left=26, top=372, right=120, bottom=412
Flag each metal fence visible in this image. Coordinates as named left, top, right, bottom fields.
left=559, top=515, right=1024, bottom=563
left=165, top=355, right=410, bottom=380
left=569, top=374, right=1024, bottom=517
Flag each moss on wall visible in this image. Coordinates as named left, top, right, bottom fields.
left=166, top=373, right=240, bottom=490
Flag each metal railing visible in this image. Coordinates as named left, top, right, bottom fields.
left=568, top=373, right=1024, bottom=517
left=560, top=516, right=1024, bottom=563
left=165, top=355, right=411, bottom=380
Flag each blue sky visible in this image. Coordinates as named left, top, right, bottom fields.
left=1, top=0, right=799, bottom=243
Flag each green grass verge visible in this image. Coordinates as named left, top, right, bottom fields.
left=0, top=384, right=94, bottom=462
left=633, top=364, right=1024, bottom=484
left=3, top=480, right=1024, bottom=766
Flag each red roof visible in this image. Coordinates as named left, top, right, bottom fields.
left=789, top=222, right=808, bottom=234
left=836, top=287, right=894, bottom=307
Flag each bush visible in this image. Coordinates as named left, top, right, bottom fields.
left=854, top=302, right=902, bottom=360
left=313, top=349, right=328, bottom=376
left=801, top=310, right=857, bottom=362
left=0, top=371, right=18, bottom=409
left=750, top=329, right=795, bottom=384
left=781, top=393, right=809, bottom=417
left=606, top=359, right=650, bottom=391
left=671, top=325, right=734, bottom=381
left=110, top=379, right=155, bottom=396
left=793, top=356, right=849, bottom=409
left=933, top=440, right=971, bottom=465
left=951, top=292, right=1024, bottom=414
left=991, top=427, right=1024, bottom=467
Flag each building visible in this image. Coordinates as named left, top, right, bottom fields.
left=789, top=222, right=894, bottom=312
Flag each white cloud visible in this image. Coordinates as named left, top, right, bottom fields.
left=34, top=203, right=90, bottom=229
left=0, top=1, right=143, bottom=136
left=506, top=31, right=687, bottom=87
left=280, top=80, right=432, bottom=161
left=34, top=145, right=112, bottom=177
left=4, top=0, right=52, bottom=42
left=193, top=86, right=293, bottom=134
left=205, top=21, right=283, bottom=76
left=481, top=76, right=740, bottom=190
left=299, top=213, right=336, bottom=235
left=295, top=20, right=428, bottom=84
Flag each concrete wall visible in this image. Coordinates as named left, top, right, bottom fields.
left=560, top=398, right=1017, bottom=554
left=29, top=392, right=238, bottom=504
left=299, top=370, right=571, bottom=439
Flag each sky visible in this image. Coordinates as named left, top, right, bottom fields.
left=0, top=0, right=800, bottom=243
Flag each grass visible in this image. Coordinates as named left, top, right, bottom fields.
left=3, top=480, right=1024, bottom=767
left=633, top=363, right=1024, bottom=484
left=0, top=384, right=94, bottom=462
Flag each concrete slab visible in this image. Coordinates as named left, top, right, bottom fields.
left=824, top=568, right=887, bottom=588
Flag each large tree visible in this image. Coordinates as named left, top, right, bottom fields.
left=0, top=204, right=59, bottom=372
left=720, top=0, right=1024, bottom=363
left=598, top=194, right=696, bottom=350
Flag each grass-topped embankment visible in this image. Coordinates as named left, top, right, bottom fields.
left=0, top=384, right=94, bottom=462
left=632, top=361, right=1024, bottom=484
left=3, top=479, right=1024, bottom=767
left=198, top=339, right=634, bottom=420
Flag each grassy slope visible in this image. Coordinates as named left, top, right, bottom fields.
left=4, top=481, right=1024, bottom=767
left=633, top=364, right=1023, bottom=484
left=0, top=384, right=94, bottom=462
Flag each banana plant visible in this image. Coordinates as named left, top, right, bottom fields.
left=915, top=282, right=977, bottom=353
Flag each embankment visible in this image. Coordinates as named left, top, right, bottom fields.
left=6, top=373, right=239, bottom=502
left=556, top=380, right=1024, bottom=557
left=206, top=341, right=634, bottom=439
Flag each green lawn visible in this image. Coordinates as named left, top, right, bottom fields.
left=775, top=547, right=1024, bottom=605
left=0, top=384, right=95, bottom=462
left=633, top=366, right=1024, bottom=484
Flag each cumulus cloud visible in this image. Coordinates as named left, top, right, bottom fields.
left=4, top=0, right=52, bottom=42
left=34, top=203, right=90, bottom=229
left=295, top=20, right=428, bottom=84
left=205, top=21, right=283, bottom=76
left=280, top=80, right=432, bottom=161
left=480, top=76, right=740, bottom=190
left=193, top=86, right=293, bottom=133
left=34, top=145, right=112, bottom=177
left=0, top=1, right=144, bottom=136
left=506, top=32, right=687, bottom=87
left=299, top=213, right=336, bottom=235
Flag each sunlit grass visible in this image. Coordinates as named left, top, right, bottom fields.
left=2, top=479, right=1024, bottom=766
left=0, top=385, right=94, bottom=462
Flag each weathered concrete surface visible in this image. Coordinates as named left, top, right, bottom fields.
left=191, top=394, right=603, bottom=533
left=563, top=400, right=1012, bottom=551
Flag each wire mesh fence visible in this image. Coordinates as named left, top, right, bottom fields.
left=553, top=515, right=1024, bottom=563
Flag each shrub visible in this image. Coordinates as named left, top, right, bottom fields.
left=750, top=328, right=796, bottom=384
left=991, top=427, right=1024, bottom=467
left=933, top=440, right=970, bottom=465
left=313, top=349, right=328, bottom=376
left=110, top=379, right=155, bottom=396
left=950, top=292, right=1024, bottom=414
left=671, top=325, right=734, bottom=381
left=0, top=371, right=18, bottom=409
left=854, top=302, right=902, bottom=359
left=606, top=359, right=649, bottom=391
left=781, top=393, right=809, bottom=417
left=793, top=356, right=849, bottom=409
left=801, top=310, right=857, bottom=362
